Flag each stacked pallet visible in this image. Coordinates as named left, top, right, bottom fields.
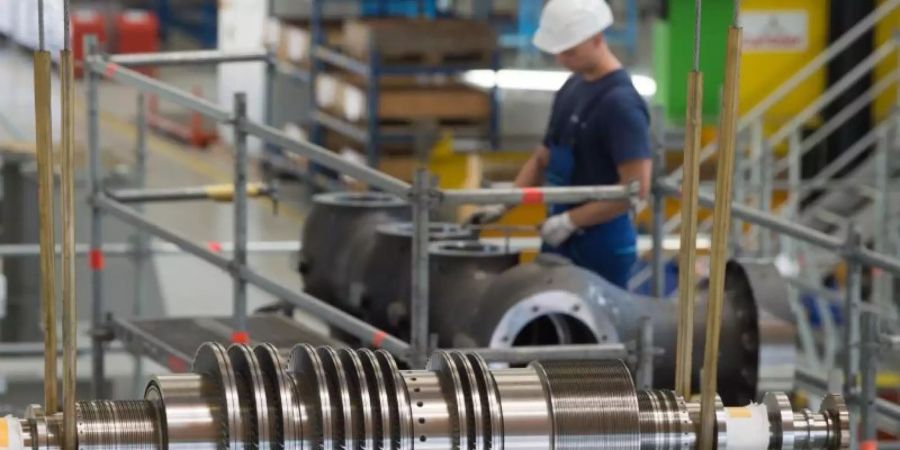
left=268, top=19, right=343, bottom=68
left=326, top=18, right=497, bottom=176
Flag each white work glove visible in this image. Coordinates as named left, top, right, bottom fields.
left=465, top=204, right=508, bottom=225
left=541, top=213, right=577, bottom=247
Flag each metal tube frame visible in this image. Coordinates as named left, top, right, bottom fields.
left=71, top=43, right=900, bottom=438
left=82, top=48, right=640, bottom=379
left=81, top=49, right=900, bottom=438
left=232, top=93, right=250, bottom=342
left=131, top=91, right=149, bottom=395
left=108, top=183, right=275, bottom=204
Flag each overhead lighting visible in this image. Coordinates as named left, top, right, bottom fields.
left=463, top=69, right=657, bottom=97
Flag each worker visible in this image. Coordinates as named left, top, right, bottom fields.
left=467, top=0, right=651, bottom=289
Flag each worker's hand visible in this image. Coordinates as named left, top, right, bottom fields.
left=541, top=212, right=577, bottom=247
left=464, top=204, right=509, bottom=225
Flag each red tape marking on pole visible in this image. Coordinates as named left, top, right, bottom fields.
left=167, top=356, right=188, bottom=373
left=104, top=63, right=118, bottom=79
left=860, top=440, right=878, bottom=450
left=231, top=331, right=250, bottom=344
left=207, top=241, right=223, bottom=253
left=89, top=249, right=104, bottom=271
left=521, top=188, right=543, bottom=204
left=372, top=331, right=387, bottom=348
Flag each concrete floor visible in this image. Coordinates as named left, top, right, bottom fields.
left=0, top=38, right=321, bottom=404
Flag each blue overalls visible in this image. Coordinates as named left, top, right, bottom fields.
left=541, top=83, right=638, bottom=289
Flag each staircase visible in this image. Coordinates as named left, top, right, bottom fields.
left=632, top=0, right=900, bottom=365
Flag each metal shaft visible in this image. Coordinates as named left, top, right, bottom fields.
left=132, top=92, right=149, bottom=394
left=60, top=49, right=78, bottom=450
left=85, top=34, right=106, bottom=399
left=674, top=72, right=704, bottom=399
left=699, top=18, right=742, bottom=450
left=232, top=93, right=249, bottom=341
left=34, top=48, right=58, bottom=415
left=12, top=343, right=851, bottom=450
left=410, top=169, right=431, bottom=368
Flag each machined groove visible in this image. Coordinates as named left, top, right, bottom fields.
left=14, top=344, right=850, bottom=450
left=532, top=360, right=641, bottom=449
left=317, top=347, right=355, bottom=449
left=637, top=390, right=694, bottom=449
left=76, top=400, right=161, bottom=450
left=253, top=345, right=292, bottom=450
left=375, top=349, right=413, bottom=450
left=357, top=349, right=392, bottom=450
left=193, top=342, right=243, bottom=450
left=466, top=353, right=503, bottom=450
left=289, top=344, right=329, bottom=450
left=428, top=352, right=467, bottom=450
left=228, top=345, right=271, bottom=450
left=338, top=348, right=375, bottom=449
left=450, top=352, right=483, bottom=450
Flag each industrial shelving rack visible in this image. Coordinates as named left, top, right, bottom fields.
left=305, top=0, right=501, bottom=168
left=263, top=0, right=501, bottom=182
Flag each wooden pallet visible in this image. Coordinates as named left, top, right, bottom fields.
left=316, top=72, right=491, bottom=124
left=273, top=19, right=343, bottom=66
left=342, top=18, right=496, bottom=66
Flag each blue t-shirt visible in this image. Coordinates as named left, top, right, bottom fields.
left=543, top=69, right=651, bottom=187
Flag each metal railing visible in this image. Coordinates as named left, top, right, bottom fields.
left=82, top=41, right=638, bottom=396
left=631, top=35, right=900, bottom=290
left=79, top=42, right=900, bottom=440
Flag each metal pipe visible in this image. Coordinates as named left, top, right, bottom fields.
left=85, top=57, right=232, bottom=123
left=312, top=45, right=371, bottom=77
left=758, top=146, right=773, bottom=256
left=95, top=194, right=233, bottom=272
left=34, top=40, right=58, bottom=415
left=409, top=170, right=431, bottom=369
left=859, top=311, right=879, bottom=446
left=650, top=107, right=666, bottom=298
left=782, top=69, right=900, bottom=172
left=636, top=317, right=655, bottom=390
left=802, top=119, right=891, bottom=192
left=873, top=126, right=892, bottom=313
left=239, top=120, right=411, bottom=195
left=108, top=183, right=275, bottom=203
left=765, top=39, right=897, bottom=148
left=232, top=93, right=249, bottom=342
left=884, top=333, right=900, bottom=349
left=441, top=183, right=636, bottom=206
left=0, top=342, right=121, bottom=357
left=60, top=0, right=77, bottom=444
left=0, top=241, right=302, bottom=257
left=843, top=227, right=862, bottom=448
left=674, top=27, right=704, bottom=398
left=453, top=343, right=629, bottom=364
left=109, top=49, right=269, bottom=67
left=699, top=16, right=741, bottom=450
left=796, top=367, right=900, bottom=425
left=86, top=34, right=106, bottom=399
left=132, top=92, right=149, bottom=396
left=93, top=194, right=411, bottom=359
left=657, top=180, right=844, bottom=252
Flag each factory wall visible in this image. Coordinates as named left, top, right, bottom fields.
left=658, top=0, right=829, bottom=131
left=874, top=0, right=900, bottom=121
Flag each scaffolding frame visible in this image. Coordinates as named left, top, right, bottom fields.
left=79, top=44, right=900, bottom=438
left=82, top=41, right=636, bottom=397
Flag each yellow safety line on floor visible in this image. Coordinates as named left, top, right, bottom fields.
left=74, top=92, right=306, bottom=224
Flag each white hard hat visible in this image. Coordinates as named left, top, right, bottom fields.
left=533, top=0, right=614, bottom=54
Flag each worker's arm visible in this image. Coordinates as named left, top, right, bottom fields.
left=513, top=144, right=550, bottom=188
left=566, top=158, right=651, bottom=228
